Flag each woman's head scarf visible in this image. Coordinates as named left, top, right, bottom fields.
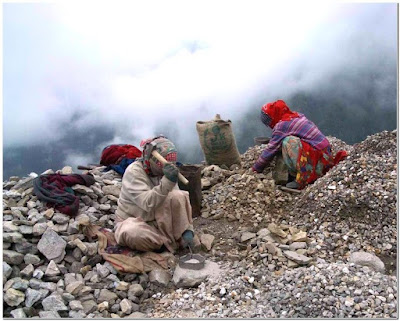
left=139, top=136, right=177, bottom=176
left=260, top=100, right=300, bottom=129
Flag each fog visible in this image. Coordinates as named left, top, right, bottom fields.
left=3, top=2, right=397, bottom=179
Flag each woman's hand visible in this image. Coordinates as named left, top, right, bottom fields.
left=162, top=163, right=179, bottom=183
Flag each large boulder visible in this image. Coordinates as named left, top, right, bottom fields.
left=37, top=228, right=67, bottom=263
left=173, top=260, right=220, bottom=288
left=349, top=251, right=385, bottom=273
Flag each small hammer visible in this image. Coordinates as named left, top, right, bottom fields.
left=151, top=150, right=189, bottom=185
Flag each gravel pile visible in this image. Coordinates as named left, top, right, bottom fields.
left=146, top=260, right=397, bottom=318
left=291, top=130, right=397, bottom=266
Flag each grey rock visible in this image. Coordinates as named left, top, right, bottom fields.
left=110, top=303, right=120, bottom=313
left=81, top=195, right=93, bottom=206
left=102, top=185, right=121, bottom=197
left=3, top=262, right=13, bottom=279
left=149, top=269, right=171, bottom=287
left=104, top=261, right=118, bottom=274
left=69, top=310, right=86, bottom=318
left=52, top=213, right=70, bottom=224
left=3, top=232, right=24, bottom=243
left=138, top=273, right=149, bottom=289
left=32, top=268, right=44, bottom=279
left=66, top=281, right=84, bottom=295
left=10, top=265, right=21, bottom=278
left=27, top=200, right=36, bottom=209
left=98, top=288, right=118, bottom=303
left=52, top=223, right=68, bottom=233
left=69, top=300, right=84, bottom=311
left=62, top=292, right=75, bottom=302
left=257, top=228, right=270, bottom=238
left=15, top=241, right=38, bottom=254
left=40, top=281, right=57, bottom=292
left=115, top=281, right=129, bottom=291
left=72, top=184, right=95, bottom=195
left=38, top=288, right=49, bottom=300
left=289, top=242, right=307, bottom=251
left=120, top=298, right=134, bottom=315
left=67, top=221, right=80, bottom=234
left=64, top=273, right=78, bottom=286
left=5, top=277, right=29, bottom=291
left=283, top=251, right=312, bottom=265
left=131, top=302, right=140, bottom=312
left=3, top=221, right=19, bottom=232
left=42, top=294, right=68, bottom=312
left=82, top=300, right=97, bottom=314
left=241, top=232, right=256, bottom=242
left=33, top=222, right=48, bottom=236
left=4, top=288, right=25, bottom=306
left=85, top=242, right=98, bottom=256
left=12, top=176, right=35, bottom=191
left=349, top=251, right=385, bottom=273
left=25, top=288, right=43, bottom=307
left=128, top=284, right=144, bottom=297
left=96, top=263, right=110, bottom=278
left=10, top=308, right=27, bottom=318
left=19, top=225, right=33, bottom=235
left=265, top=242, right=279, bottom=255
left=3, top=250, right=24, bottom=265
left=29, top=278, right=43, bottom=290
left=173, top=260, right=221, bottom=288
left=128, top=312, right=147, bottom=318
left=57, top=278, right=69, bottom=291
left=24, top=253, right=41, bottom=265
left=37, top=228, right=67, bottom=263
left=39, top=311, right=61, bottom=318
left=106, top=274, right=120, bottom=283
left=99, top=204, right=111, bottom=211
left=45, top=260, right=61, bottom=276
left=70, top=261, right=84, bottom=273
left=11, top=207, right=29, bottom=216
left=200, top=233, right=215, bottom=251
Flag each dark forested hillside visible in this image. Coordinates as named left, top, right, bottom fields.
left=3, top=67, right=397, bottom=180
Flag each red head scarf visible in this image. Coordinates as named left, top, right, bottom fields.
left=261, top=100, right=300, bottom=129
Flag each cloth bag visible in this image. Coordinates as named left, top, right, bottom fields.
left=196, top=114, right=241, bottom=168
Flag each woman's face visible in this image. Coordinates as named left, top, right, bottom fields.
left=149, top=155, right=163, bottom=176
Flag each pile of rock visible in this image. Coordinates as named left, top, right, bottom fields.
left=146, top=256, right=397, bottom=318
left=290, top=130, right=397, bottom=265
left=201, top=170, right=288, bottom=225
left=3, top=167, right=152, bottom=318
left=225, top=223, right=315, bottom=270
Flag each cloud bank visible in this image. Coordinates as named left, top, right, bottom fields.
left=3, top=2, right=397, bottom=175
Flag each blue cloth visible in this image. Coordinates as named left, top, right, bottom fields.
left=105, top=158, right=136, bottom=176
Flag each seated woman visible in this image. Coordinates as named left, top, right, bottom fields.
left=114, top=135, right=196, bottom=253
left=252, top=100, right=347, bottom=189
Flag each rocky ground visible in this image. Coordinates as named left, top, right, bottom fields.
left=2, top=130, right=397, bottom=318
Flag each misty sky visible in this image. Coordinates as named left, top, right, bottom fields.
left=3, top=1, right=398, bottom=174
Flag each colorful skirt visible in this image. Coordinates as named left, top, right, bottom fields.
left=282, top=136, right=334, bottom=189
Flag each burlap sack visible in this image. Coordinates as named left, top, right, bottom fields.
left=196, top=114, right=241, bottom=167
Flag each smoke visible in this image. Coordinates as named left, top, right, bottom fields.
left=3, top=2, right=397, bottom=178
